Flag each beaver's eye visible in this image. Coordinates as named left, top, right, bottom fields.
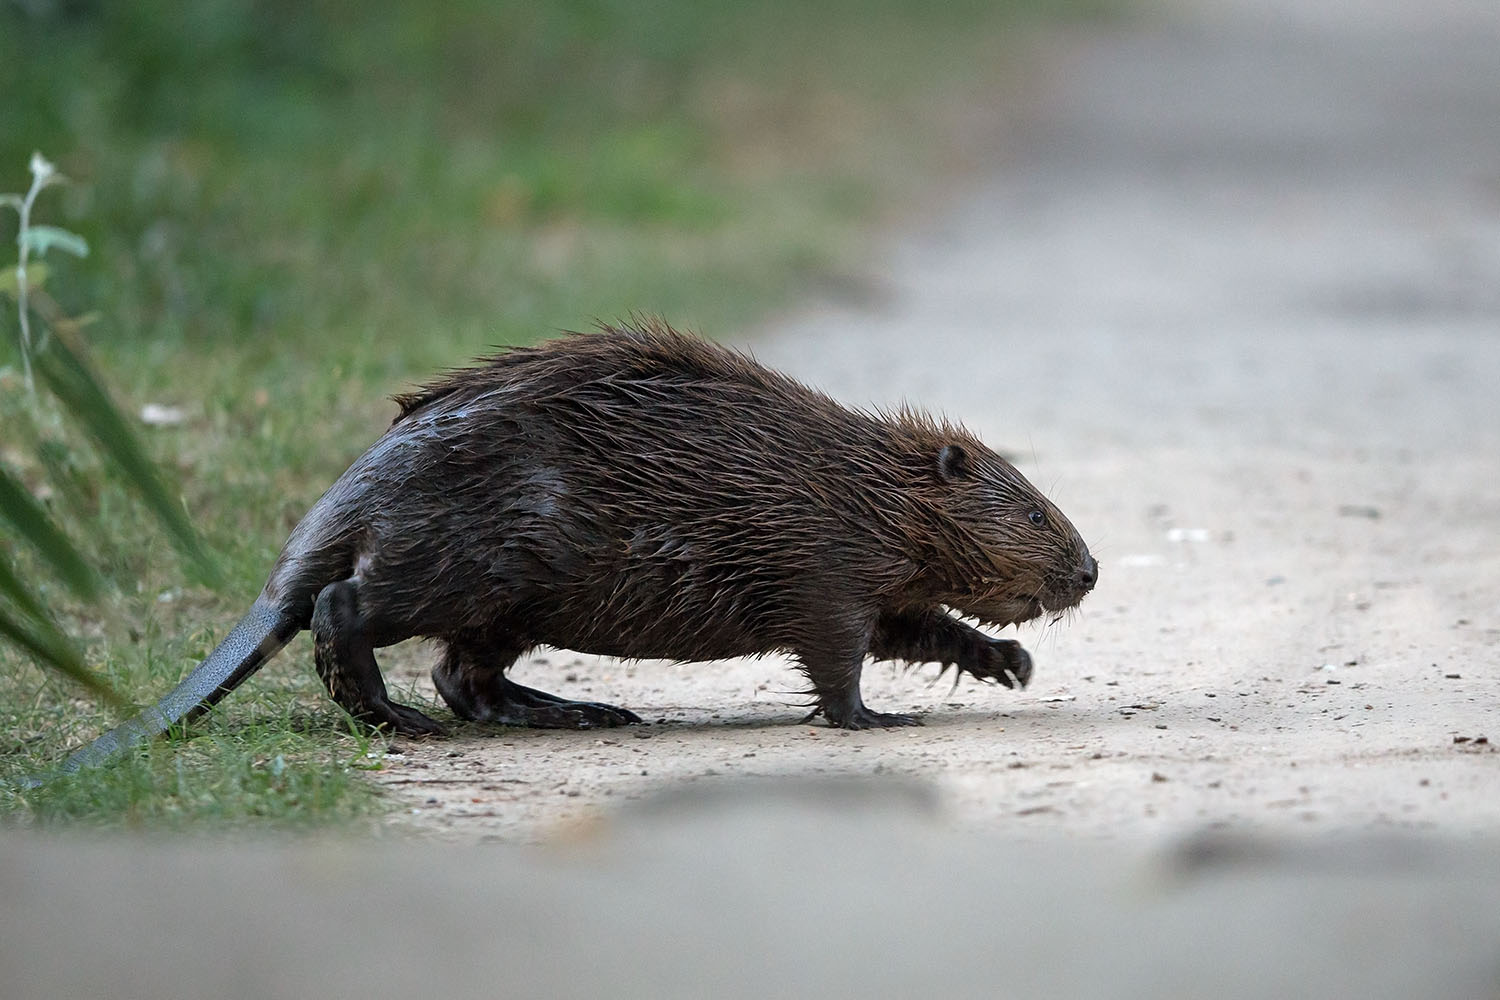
left=1028, top=509, right=1046, bottom=527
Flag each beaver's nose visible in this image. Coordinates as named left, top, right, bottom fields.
left=1076, top=554, right=1098, bottom=591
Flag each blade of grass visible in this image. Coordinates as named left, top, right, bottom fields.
left=0, top=567, right=124, bottom=707
left=31, top=313, right=220, bottom=588
left=0, top=544, right=64, bottom=622
left=0, top=462, right=100, bottom=600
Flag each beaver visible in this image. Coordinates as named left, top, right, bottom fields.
left=55, top=319, right=1096, bottom=775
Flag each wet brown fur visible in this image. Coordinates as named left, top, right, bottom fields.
left=51, top=320, right=1095, bottom=779
left=248, top=319, right=1098, bottom=731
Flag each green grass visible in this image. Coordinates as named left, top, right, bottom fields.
left=0, top=0, right=1113, bottom=829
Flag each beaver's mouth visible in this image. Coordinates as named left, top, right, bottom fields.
left=950, top=562, right=1094, bottom=626
left=1040, top=579, right=1093, bottom=616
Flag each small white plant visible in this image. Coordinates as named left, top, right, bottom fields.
left=1, top=151, right=90, bottom=392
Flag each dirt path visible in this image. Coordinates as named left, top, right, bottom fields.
left=373, top=0, right=1500, bottom=843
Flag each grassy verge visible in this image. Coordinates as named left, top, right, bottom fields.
left=0, top=0, right=1111, bottom=829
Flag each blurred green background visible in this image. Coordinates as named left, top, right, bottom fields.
left=0, top=0, right=1107, bottom=825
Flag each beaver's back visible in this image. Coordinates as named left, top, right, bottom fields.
left=342, top=322, right=959, bottom=652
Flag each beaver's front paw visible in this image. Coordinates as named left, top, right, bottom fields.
left=970, top=637, right=1033, bottom=689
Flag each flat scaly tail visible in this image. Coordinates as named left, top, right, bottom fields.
left=30, top=597, right=299, bottom=784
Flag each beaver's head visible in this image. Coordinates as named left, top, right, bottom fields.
left=926, top=440, right=1096, bottom=627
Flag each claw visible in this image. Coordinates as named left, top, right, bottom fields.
left=980, top=638, right=1032, bottom=689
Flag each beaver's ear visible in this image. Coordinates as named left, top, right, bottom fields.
left=936, top=443, right=969, bottom=482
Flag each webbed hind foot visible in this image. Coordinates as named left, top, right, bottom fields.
left=495, top=678, right=643, bottom=728
left=490, top=694, right=641, bottom=729
left=433, top=642, right=641, bottom=729
left=437, top=674, right=641, bottom=729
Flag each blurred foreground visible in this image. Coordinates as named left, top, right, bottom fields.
left=3, top=779, right=1499, bottom=998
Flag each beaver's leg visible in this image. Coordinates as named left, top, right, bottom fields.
left=799, top=626, right=923, bottom=729
left=431, top=637, right=642, bottom=728
left=311, top=580, right=446, bottom=736
left=871, top=609, right=1032, bottom=689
